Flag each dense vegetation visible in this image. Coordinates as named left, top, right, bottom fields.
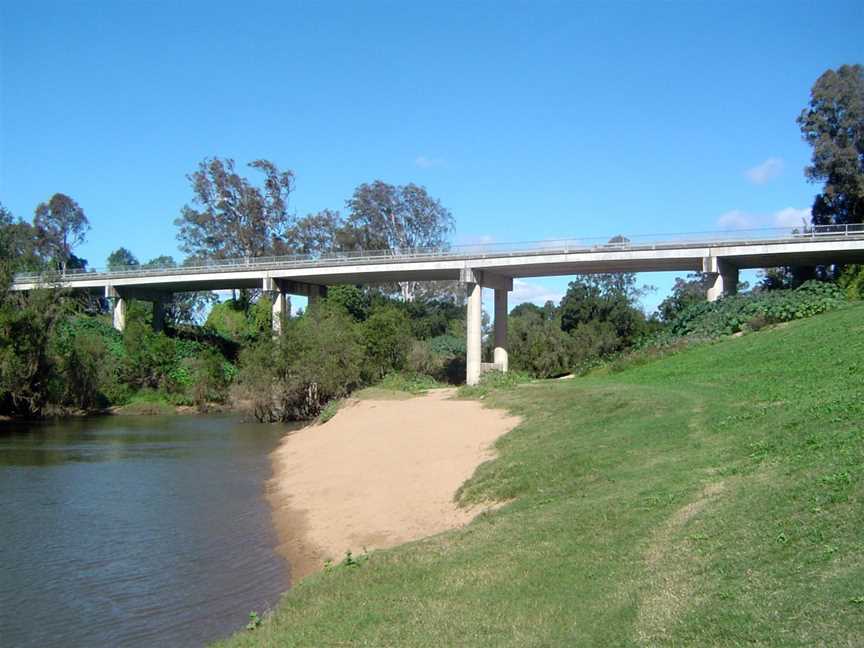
left=219, top=303, right=864, bottom=647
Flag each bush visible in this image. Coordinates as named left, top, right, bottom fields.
left=377, top=372, right=442, bottom=393
left=508, top=316, right=574, bottom=378
left=362, top=305, right=414, bottom=380
left=667, top=281, right=846, bottom=338
left=233, top=304, right=365, bottom=421
left=406, top=340, right=444, bottom=378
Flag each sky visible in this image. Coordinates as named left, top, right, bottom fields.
left=1, top=1, right=862, bottom=313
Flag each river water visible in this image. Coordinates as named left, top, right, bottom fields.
left=0, top=415, right=293, bottom=647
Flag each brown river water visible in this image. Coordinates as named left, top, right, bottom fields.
left=0, top=415, right=296, bottom=647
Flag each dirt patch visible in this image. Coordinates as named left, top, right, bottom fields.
left=267, top=388, right=521, bottom=582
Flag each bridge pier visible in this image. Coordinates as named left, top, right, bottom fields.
left=105, top=286, right=126, bottom=332
left=271, top=290, right=289, bottom=336
left=152, top=299, right=168, bottom=333
left=462, top=269, right=513, bottom=386
left=704, top=257, right=739, bottom=302
left=493, top=288, right=509, bottom=372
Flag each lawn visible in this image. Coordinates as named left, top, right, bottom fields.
left=219, top=304, right=864, bottom=647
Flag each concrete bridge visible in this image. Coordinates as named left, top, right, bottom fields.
left=11, top=225, right=864, bottom=384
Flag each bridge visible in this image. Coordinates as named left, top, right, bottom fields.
left=12, top=224, right=864, bottom=384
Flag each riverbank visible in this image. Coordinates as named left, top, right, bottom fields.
left=219, top=305, right=864, bottom=647
left=267, top=388, right=521, bottom=582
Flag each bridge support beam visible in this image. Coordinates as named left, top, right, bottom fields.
left=105, top=286, right=126, bottom=332
left=462, top=269, right=513, bottom=385
left=704, top=257, right=739, bottom=302
left=466, top=281, right=483, bottom=386
left=271, top=290, right=289, bottom=336
left=113, top=298, right=126, bottom=332
left=493, top=288, right=509, bottom=372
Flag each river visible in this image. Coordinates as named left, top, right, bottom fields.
left=0, top=415, right=294, bottom=647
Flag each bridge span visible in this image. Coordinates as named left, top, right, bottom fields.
left=11, top=225, right=864, bottom=384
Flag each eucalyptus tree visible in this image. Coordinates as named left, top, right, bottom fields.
left=175, top=157, right=295, bottom=260
left=798, top=64, right=864, bottom=226
left=342, top=181, right=454, bottom=300
left=33, top=193, right=89, bottom=272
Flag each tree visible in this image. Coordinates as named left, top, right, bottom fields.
left=0, top=203, right=43, bottom=289
left=342, top=181, right=454, bottom=300
left=175, top=157, right=295, bottom=260
left=798, top=64, right=864, bottom=226
left=657, top=273, right=713, bottom=322
left=106, top=247, right=139, bottom=271
left=281, top=209, right=345, bottom=255
left=33, top=193, right=90, bottom=272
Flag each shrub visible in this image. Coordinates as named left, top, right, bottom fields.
left=234, top=303, right=365, bottom=421
left=508, top=316, right=574, bottom=378
left=362, top=305, right=414, bottom=380
left=406, top=340, right=444, bottom=378
left=667, top=281, right=846, bottom=338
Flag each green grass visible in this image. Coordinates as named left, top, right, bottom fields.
left=218, top=305, right=864, bottom=647
left=354, top=372, right=447, bottom=400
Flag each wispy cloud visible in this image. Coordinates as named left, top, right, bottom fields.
left=455, top=234, right=496, bottom=246
left=717, top=209, right=754, bottom=229
left=414, top=155, right=446, bottom=169
left=511, top=279, right=563, bottom=307
left=772, top=207, right=810, bottom=228
left=745, top=157, right=784, bottom=185
left=716, top=206, right=811, bottom=230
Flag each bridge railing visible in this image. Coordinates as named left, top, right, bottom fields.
left=12, top=223, right=864, bottom=284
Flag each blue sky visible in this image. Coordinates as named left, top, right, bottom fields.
left=2, top=1, right=862, bottom=313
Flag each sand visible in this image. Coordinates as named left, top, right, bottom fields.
left=266, top=388, right=520, bottom=582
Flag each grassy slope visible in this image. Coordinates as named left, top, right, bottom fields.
left=220, top=305, right=864, bottom=647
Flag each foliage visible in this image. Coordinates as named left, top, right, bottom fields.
left=205, top=298, right=271, bottom=342
left=233, top=304, right=366, bottom=421
left=326, top=285, right=371, bottom=321
left=456, top=369, right=533, bottom=399
left=656, top=272, right=713, bottom=322
left=664, top=280, right=846, bottom=338
left=361, top=305, right=414, bottom=380
left=282, top=209, right=345, bottom=255
left=376, top=371, right=442, bottom=394
left=342, top=181, right=455, bottom=300
left=0, top=289, right=71, bottom=416
left=32, top=193, right=90, bottom=271
left=106, top=247, right=139, bottom=271
left=175, top=157, right=295, bottom=260
left=508, top=315, right=574, bottom=378
left=837, top=263, right=864, bottom=300
left=317, top=398, right=343, bottom=423
left=405, top=340, right=443, bottom=377
left=798, top=64, right=864, bottom=226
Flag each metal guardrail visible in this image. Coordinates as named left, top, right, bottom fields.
left=12, top=224, right=864, bottom=284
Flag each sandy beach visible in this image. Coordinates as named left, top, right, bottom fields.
left=266, top=388, right=520, bottom=582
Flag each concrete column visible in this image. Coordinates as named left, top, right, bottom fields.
left=466, top=281, right=482, bottom=386
left=152, top=300, right=167, bottom=333
left=113, top=297, right=126, bottom=332
left=493, top=288, right=509, bottom=372
left=705, top=258, right=739, bottom=302
left=271, top=291, right=288, bottom=335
